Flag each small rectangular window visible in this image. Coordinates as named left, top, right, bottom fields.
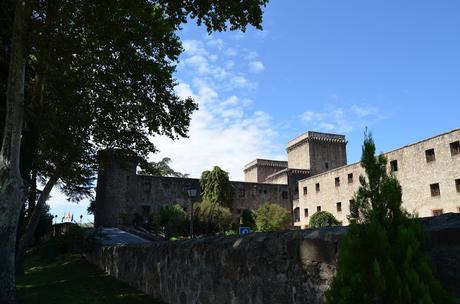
left=430, top=183, right=440, bottom=197
left=304, top=208, right=309, bottom=217
left=425, top=149, right=435, bottom=162
left=316, top=183, right=320, bottom=192
left=456, top=179, right=460, bottom=193
left=317, top=206, right=321, bottom=212
left=390, top=160, right=398, bottom=172
left=303, top=186, right=308, bottom=195
left=335, top=177, right=340, bottom=187
left=325, top=162, right=329, bottom=169
left=336, top=202, right=342, bottom=212
left=239, top=188, right=245, bottom=198
left=432, top=209, right=443, bottom=216
left=348, top=173, right=353, bottom=184
left=450, top=141, right=460, bottom=156
left=282, top=191, right=288, bottom=199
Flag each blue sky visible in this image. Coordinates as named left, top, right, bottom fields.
left=49, top=0, right=460, bottom=223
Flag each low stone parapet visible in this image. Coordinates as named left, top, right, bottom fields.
left=86, top=213, right=460, bottom=304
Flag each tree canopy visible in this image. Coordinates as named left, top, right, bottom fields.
left=0, top=0, right=270, bottom=301
left=308, top=211, right=340, bottom=228
left=326, top=132, right=454, bottom=304
left=254, top=203, right=291, bottom=232
left=200, top=166, right=234, bottom=208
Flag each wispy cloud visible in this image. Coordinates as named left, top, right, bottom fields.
left=249, top=61, right=265, bottom=73
left=300, top=104, right=384, bottom=134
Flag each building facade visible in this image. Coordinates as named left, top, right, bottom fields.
left=294, top=129, right=460, bottom=228
left=95, top=128, right=460, bottom=229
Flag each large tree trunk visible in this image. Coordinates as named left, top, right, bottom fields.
left=0, top=0, right=29, bottom=302
left=16, top=175, right=59, bottom=274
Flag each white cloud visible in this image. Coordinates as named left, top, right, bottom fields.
left=150, top=37, right=283, bottom=180
left=249, top=61, right=265, bottom=73
left=299, top=105, right=383, bottom=134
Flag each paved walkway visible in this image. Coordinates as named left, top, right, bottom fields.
left=98, top=227, right=152, bottom=246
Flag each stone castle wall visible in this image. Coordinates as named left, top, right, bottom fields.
left=95, top=154, right=290, bottom=227
left=296, top=129, right=460, bottom=228
left=86, top=214, right=460, bottom=304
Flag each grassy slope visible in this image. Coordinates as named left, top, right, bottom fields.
left=17, top=252, right=165, bottom=304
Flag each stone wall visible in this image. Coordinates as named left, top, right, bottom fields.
left=296, top=128, right=460, bottom=228
left=86, top=214, right=460, bottom=304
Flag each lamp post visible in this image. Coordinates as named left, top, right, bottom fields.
left=187, top=188, right=197, bottom=238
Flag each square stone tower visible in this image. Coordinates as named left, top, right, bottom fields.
left=287, top=131, right=347, bottom=175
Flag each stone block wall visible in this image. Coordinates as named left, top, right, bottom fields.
left=86, top=214, right=460, bottom=304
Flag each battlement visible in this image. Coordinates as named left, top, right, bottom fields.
left=243, top=158, right=288, bottom=172
left=287, top=131, right=346, bottom=152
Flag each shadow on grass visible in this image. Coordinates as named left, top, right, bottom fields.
left=17, top=252, right=166, bottom=304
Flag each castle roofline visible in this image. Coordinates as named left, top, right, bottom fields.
left=243, top=158, right=288, bottom=172
left=297, top=127, right=460, bottom=183
left=265, top=168, right=311, bottom=180
left=287, top=131, right=347, bottom=152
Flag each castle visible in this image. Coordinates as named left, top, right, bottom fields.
left=94, top=128, right=460, bottom=228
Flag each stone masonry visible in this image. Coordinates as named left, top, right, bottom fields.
left=295, top=128, right=460, bottom=227
left=86, top=213, right=460, bottom=304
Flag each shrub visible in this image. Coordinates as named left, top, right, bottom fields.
left=196, top=200, right=232, bottom=234
left=254, top=203, right=291, bottom=232
left=308, top=211, right=340, bottom=228
left=158, top=204, right=187, bottom=238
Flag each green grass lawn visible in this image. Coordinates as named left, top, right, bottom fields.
left=17, top=251, right=165, bottom=304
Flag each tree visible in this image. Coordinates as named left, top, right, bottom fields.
left=0, top=0, right=269, bottom=301
left=308, top=211, right=340, bottom=228
left=155, top=204, right=187, bottom=239
left=326, top=132, right=454, bottom=304
left=196, top=201, right=232, bottom=234
left=138, top=157, right=189, bottom=177
left=254, top=203, right=291, bottom=232
left=200, top=166, right=234, bottom=208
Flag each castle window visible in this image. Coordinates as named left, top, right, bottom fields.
left=432, top=209, right=443, bottom=216
left=425, top=149, right=436, bottom=162
left=456, top=179, right=460, bottom=193
left=304, top=208, right=309, bottom=217
left=325, top=162, right=329, bottom=169
left=430, top=183, right=440, bottom=197
left=294, top=207, right=300, bottom=222
left=143, top=182, right=151, bottom=192
left=390, top=160, right=398, bottom=172
left=348, top=173, right=353, bottom=184
left=335, top=177, right=340, bottom=187
left=336, top=202, right=342, bottom=212
left=239, top=188, right=245, bottom=198
left=263, top=190, right=267, bottom=194
left=450, top=141, right=460, bottom=156
left=259, top=189, right=263, bottom=194
left=317, top=206, right=321, bottom=212
left=303, top=186, right=308, bottom=195
left=315, top=183, right=320, bottom=192
left=295, top=186, right=299, bottom=193
left=282, top=191, right=288, bottom=199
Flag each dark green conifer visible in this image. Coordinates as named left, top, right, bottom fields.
left=326, top=132, right=454, bottom=304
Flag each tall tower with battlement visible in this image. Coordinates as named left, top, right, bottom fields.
left=287, top=131, right=347, bottom=175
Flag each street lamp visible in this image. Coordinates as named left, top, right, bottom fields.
left=187, top=188, right=197, bottom=238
